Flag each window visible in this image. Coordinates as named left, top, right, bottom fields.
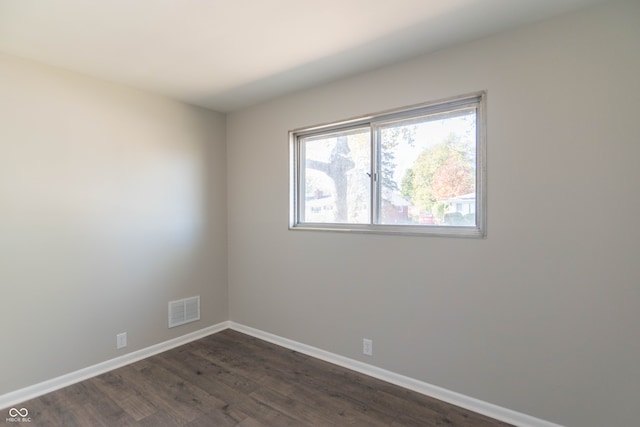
left=289, top=92, right=486, bottom=237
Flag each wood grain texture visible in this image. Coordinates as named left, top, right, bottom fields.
left=12, top=330, right=514, bottom=426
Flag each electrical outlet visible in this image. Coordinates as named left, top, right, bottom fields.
left=116, top=332, right=127, bottom=349
left=363, top=338, right=373, bottom=356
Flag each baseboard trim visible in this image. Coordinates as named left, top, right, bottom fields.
left=0, top=321, right=230, bottom=411
left=1, top=321, right=563, bottom=427
left=229, top=322, right=564, bottom=427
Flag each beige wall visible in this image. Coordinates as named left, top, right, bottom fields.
left=2, top=1, right=639, bottom=426
left=0, top=53, right=228, bottom=394
left=226, top=1, right=640, bottom=427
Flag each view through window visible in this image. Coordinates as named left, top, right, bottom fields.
left=290, top=93, right=485, bottom=237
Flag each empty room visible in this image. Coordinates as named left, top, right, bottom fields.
left=1, top=0, right=638, bottom=426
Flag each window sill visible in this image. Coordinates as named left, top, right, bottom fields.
left=289, top=223, right=485, bottom=238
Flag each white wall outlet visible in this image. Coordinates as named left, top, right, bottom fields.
left=116, top=332, right=127, bottom=349
left=363, top=338, right=373, bottom=356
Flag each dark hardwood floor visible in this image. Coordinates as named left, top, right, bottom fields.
left=10, top=330, right=513, bottom=426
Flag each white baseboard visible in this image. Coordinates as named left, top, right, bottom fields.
left=228, top=322, right=564, bottom=427
left=1, top=320, right=563, bottom=427
left=0, top=321, right=229, bottom=411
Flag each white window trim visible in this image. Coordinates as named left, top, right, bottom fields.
left=289, top=91, right=487, bottom=238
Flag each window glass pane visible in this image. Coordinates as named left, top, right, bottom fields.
left=378, top=108, right=476, bottom=226
left=300, top=128, right=371, bottom=224
left=290, top=93, right=485, bottom=237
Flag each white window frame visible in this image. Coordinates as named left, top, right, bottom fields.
left=289, top=92, right=486, bottom=238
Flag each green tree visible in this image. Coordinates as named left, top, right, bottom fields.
left=381, top=125, right=415, bottom=193
left=401, top=168, right=414, bottom=199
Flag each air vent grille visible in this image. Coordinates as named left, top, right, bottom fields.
left=168, top=296, right=200, bottom=328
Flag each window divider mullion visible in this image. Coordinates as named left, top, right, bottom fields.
left=370, top=124, right=380, bottom=226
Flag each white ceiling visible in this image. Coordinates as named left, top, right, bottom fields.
left=0, top=0, right=604, bottom=112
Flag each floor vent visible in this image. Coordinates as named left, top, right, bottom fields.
left=168, top=296, right=200, bottom=328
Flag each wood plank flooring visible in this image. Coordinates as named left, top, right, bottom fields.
left=10, top=330, right=514, bottom=426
